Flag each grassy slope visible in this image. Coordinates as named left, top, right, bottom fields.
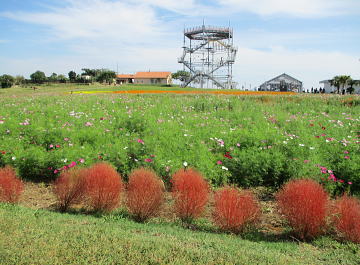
left=0, top=83, right=195, bottom=97
left=0, top=204, right=359, bottom=265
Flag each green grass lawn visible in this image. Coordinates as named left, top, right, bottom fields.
left=0, top=203, right=359, bottom=265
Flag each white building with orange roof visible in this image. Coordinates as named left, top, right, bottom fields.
left=116, top=72, right=172, bottom=85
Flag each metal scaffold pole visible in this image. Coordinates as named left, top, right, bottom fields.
left=178, top=24, right=237, bottom=89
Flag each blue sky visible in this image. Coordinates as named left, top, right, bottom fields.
left=1, top=0, right=359, bottom=89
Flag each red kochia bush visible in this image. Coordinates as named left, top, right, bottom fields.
left=171, top=168, right=209, bottom=222
left=126, top=168, right=164, bottom=222
left=213, top=187, right=260, bottom=233
left=331, top=195, right=360, bottom=243
left=84, top=162, right=123, bottom=212
left=276, top=179, right=329, bottom=240
left=53, top=168, right=86, bottom=212
left=0, top=166, right=24, bottom=203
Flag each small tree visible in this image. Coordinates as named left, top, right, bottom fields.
left=331, top=75, right=351, bottom=94
left=0, top=74, right=15, bottom=88
left=30, top=71, right=46, bottom=84
left=347, top=79, right=359, bottom=94
left=96, top=70, right=116, bottom=84
left=68, top=71, right=77, bottom=82
left=330, top=76, right=341, bottom=94
left=172, top=70, right=190, bottom=82
left=14, top=75, right=25, bottom=86
left=48, top=73, right=58, bottom=83
left=57, top=74, right=68, bottom=83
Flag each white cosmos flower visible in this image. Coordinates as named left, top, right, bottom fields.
left=183, top=161, right=188, bottom=167
left=221, top=166, right=228, bottom=171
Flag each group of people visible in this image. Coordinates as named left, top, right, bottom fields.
left=304, top=87, right=326, bottom=94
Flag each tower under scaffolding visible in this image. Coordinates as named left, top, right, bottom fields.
left=178, top=24, right=237, bottom=89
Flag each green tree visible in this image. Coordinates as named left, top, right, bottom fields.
left=330, top=76, right=341, bottom=94
left=57, top=74, right=68, bottom=83
left=0, top=74, right=15, bottom=88
left=96, top=70, right=116, bottom=83
left=346, top=79, right=359, bottom=94
left=331, top=75, right=351, bottom=94
left=81, top=68, right=101, bottom=77
left=14, top=75, right=25, bottom=85
left=48, top=73, right=58, bottom=82
left=172, top=70, right=190, bottom=82
left=338, top=75, right=351, bottom=94
left=30, top=71, right=46, bottom=84
left=68, top=71, right=77, bottom=82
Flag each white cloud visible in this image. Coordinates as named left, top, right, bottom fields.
left=218, top=0, right=360, bottom=17
left=234, top=46, right=360, bottom=89
left=2, top=0, right=164, bottom=42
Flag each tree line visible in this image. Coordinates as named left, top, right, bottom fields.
left=330, top=75, right=359, bottom=94
left=0, top=68, right=117, bottom=88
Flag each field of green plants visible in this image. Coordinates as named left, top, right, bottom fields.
left=0, top=87, right=359, bottom=195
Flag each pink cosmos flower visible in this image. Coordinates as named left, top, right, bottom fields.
left=344, top=156, right=350, bottom=159
left=78, top=158, right=85, bottom=163
left=344, top=150, right=349, bottom=154
left=137, top=139, right=144, bottom=144
left=339, top=179, right=344, bottom=183
left=348, top=182, right=352, bottom=185
left=68, top=161, right=77, bottom=168
left=217, top=160, right=223, bottom=165
left=144, top=158, right=153, bottom=162
left=49, top=144, right=54, bottom=148
left=54, top=169, right=59, bottom=174
left=303, top=160, right=310, bottom=163
left=85, top=122, right=93, bottom=126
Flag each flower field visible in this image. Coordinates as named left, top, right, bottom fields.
left=0, top=89, right=359, bottom=195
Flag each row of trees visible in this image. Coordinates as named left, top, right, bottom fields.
left=330, top=75, right=360, bottom=94
left=0, top=68, right=117, bottom=88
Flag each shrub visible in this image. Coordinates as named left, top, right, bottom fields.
left=53, top=168, right=86, bottom=212
left=331, top=195, right=360, bottom=243
left=171, top=168, right=209, bottom=222
left=213, top=187, right=260, bottom=233
left=126, top=167, right=164, bottom=222
left=0, top=166, right=24, bottom=203
left=84, top=162, right=123, bottom=212
left=276, top=179, right=329, bottom=240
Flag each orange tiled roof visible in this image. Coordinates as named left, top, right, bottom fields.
left=117, top=74, right=134, bottom=78
left=134, top=72, right=171, bottom=79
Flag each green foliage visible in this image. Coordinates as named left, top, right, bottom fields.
left=0, top=90, right=359, bottom=195
left=14, top=75, right=25, bottom=85
left=0, top=74, right=15, bottom=88
left=172, top=70, right=190, bottom=81
left=30, top=70, right=47, bottom=84
left=96, top=69, right=116, bottom=83
left=68, top=71, right=77, bottom=82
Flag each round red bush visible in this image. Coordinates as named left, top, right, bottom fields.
left=276, top=179, right=329, bottom=240
left=331, top=195, right=360, bottom=243
left=84, top=162, right=123, bottom=212
left=126, top=167, right=164, bottom=222
left=0, top=166, right=24, bottom=203
left=213, top=187, right=260, bottom=233
left=53, top=168, right=86, bottom=212
left=171, top=168, right=209, bottom=222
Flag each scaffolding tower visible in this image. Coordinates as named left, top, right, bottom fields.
left=178, top=24, right=237, bottom=89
